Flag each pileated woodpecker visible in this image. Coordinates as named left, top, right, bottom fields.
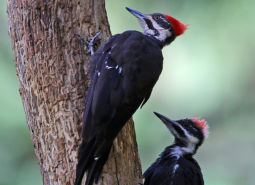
left=75, top=7, right=187, bottom=185
left=143, top=112, right=209, bottom=185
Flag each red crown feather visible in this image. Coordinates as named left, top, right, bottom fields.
left=164, top=15, right=188, bottom=36
left=190, top=118, right=209, bottom=138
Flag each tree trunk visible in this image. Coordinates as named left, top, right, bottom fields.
left=7, top=0, right=142, bottom=185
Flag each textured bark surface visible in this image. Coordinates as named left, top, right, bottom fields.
left=7, top=0, right=142, bottom=185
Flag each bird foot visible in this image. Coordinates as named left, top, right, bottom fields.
left=74, top=31, right=101, bottom=55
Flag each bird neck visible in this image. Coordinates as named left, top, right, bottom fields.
left=168, top=143, right=196, bottom=158
left=160, top=35, right=176, bottom=48
left=145, top=33, right=174, bottom=49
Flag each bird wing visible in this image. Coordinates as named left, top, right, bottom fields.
left=75, top=34, right=124, bottom=185
left=82, top=31, right=163, bottom=140
left=81, top=34, right=121, bottom=140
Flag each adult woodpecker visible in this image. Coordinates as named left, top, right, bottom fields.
left=143, top=112, right=209, bottom=185
left=75, top=7, right=187, bottom=185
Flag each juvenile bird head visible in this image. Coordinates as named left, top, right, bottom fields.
left=126, top=7, right=187, bottom=46
left=154, top=112, right=209, bottom=155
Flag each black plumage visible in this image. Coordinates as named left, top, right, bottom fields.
left=143, top=112, right=208, bottom=185
left=75, top=7, right=187, bottom=185
left=143, top=145, right=204, bottom=185
left=75, top=31, right=163, bottom=185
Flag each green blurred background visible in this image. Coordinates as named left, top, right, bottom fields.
left=1, top=0, right=255, bottom=184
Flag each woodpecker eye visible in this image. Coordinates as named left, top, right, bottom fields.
left=154, top=15, right=160, bottom=20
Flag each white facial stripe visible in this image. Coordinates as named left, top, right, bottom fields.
left=144, top=29, right=155, bottom=36
left=168, top=123, right=198, bottom=155
left=166, top=124, right=179, bottom=138
left=149, top=17, right=172, bottom=41
left=138, top=16, right=172, bottom=42
left=165, top=120, right=186, bottom=140
left=188, top=135, right=199, bottom=143
left=138, top=19, right=148, bottom=31
left=181, top=143, right=196, bottom=154
left=175, top=125, right=197, bottom=155
left=137, top=19, right=155, bottom=36
left=170, top=144, right=196, bottom=158
left=176, top=123, right=199, bottom=144
left=170, top=146, right=182, bottom=159
left=164, top=118, right=200, bottom=145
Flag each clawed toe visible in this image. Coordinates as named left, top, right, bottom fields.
left=74, top=31, right=101, bottom=55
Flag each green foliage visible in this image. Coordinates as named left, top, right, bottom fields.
left=1, top=0, right=255, bottom=184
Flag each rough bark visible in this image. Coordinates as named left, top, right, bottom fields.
left=7, top=0, right=142, bottom=185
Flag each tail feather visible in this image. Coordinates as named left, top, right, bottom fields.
left=75, top=138, right=113, bottom=185
left=94, top=146, right=112, bottom=183
left=75, top=139, right=96, bottom=185
left=84, top=145, right=112, bottom=185
left=85, top=159, right=98, bottom=185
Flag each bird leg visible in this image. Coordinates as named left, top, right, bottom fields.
left=74, top=31, right=101, bottom=55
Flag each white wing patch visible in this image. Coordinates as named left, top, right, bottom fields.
left=173, top=164, right=179, bottom=174
left=118, top=66, right=123, bottom=74
left=105, top=65, right=114, bottom=70
left=105, top=60, right=122, bottom=74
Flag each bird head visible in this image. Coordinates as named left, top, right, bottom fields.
left=126, top=7, right=187, bottom=46
left=154, top=112, right=209, bottom=155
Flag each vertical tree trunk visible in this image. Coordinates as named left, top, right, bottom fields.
left=7, top=0, right=142, bottom=185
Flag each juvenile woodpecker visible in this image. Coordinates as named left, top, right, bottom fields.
left=143, top=112, right=209, bottom=185
left=75, top=7, right=187, bottom=185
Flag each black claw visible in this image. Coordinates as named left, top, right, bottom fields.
left=74, top=31, right=101, bottom=55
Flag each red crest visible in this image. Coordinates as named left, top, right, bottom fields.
left=190, top=118, right=209, bottom=138
left=164, top=15, right=188, bottom=36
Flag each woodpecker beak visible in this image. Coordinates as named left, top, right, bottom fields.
left=126, top=7, right=149, bottom=20
left=154, top=112, right=185, bottom=139
left=154, top=112, right=178, bottom=127
left=126, top=7, right=151, bottom=32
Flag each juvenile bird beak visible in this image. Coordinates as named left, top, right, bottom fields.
left=154, top=112, right=184, bottom=139
left=154, top=112, right=178, bottom=126
left=126, top=7, right=149, bottom=20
